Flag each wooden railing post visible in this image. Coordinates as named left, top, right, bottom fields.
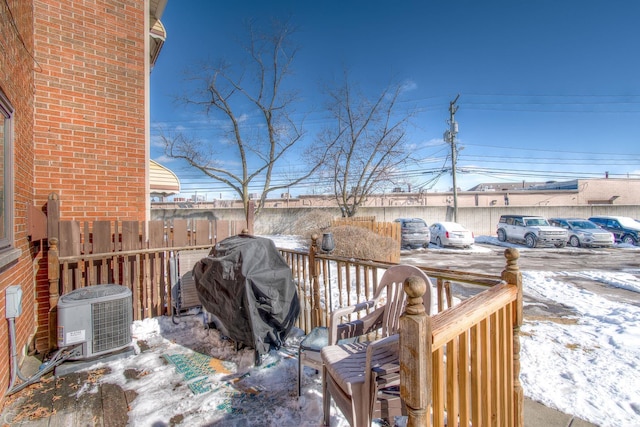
left=46, top=192, right=61, bottom=350
left=400, top=275, right=432, bottom=427
left=309, top=234, right=321, bottom=328
left=47, top=237, right=60, bottom=350
left=502, top=248, right=523, bottom=427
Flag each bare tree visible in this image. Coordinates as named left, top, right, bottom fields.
left=314, top=76, right=414, bottom=217
left=159, top=20, right=329, bottom=220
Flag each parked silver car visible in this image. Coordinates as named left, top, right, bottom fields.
left=548, top=218, right=614, bottom=248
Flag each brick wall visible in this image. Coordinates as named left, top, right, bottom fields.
left=30, top=0, right=149, bottom=351
left=0, top=0, right=37, bottom=402
left=33, top=0, right=147, bottom=221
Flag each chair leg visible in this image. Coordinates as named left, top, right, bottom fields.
left=322, top=366, right=331, bottom=426
left=298, top=349, right=302, bottom=396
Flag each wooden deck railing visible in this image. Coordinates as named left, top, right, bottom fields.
left=400, top=248, right=523, bottom=427
left=279, top=234, right=507, bottom=333
left=48, top=230, right=522, bottom=426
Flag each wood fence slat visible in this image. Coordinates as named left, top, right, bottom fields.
left=364, top=266, right=371, bottom=303
left=83, top=221, right=90, bottom=254
left=458, top=329, right=471, bottom=427
left=355, top=264, right=362, bottom=306
left=114, top=221, right=121, bottom=252
left=432, top=347, right=445, bottom=426
left=480, top=318, right=491, bottom=426
left=322, top=260, right=330, bottom=319
left=337, top=263, right=344, bottom=308
left=216, top=220, right=231, bottom=241
left=113, top=222, right=120, bottom=284
left=152, top=253, right=162, bottom=317
left=148, top=221, right=165, bottom=249
left=506, top=302, right=515, bottom=425
left=121, top=220, right=139, bottom=293
left=303, top=256, right=313, bottom=329
left=345, top=263, right=351, bottom=307
left=92, top=221, right=112, bottom=254
left=446, top=337, right=459, bottom=427
left=194, top=219, right=211, bottom=246
left=59, top=221, right=81, bottom=291
left=491, top=311, right=501, bottom=426
left=141, top=253, right=149, bottom=320
left=132, top=254, right=142, bottom=320
left=61, top=262, right=70, bottom=295
left=172, top=219, right=189, bottom=247
left=122, top=251, right=131, bottom=296
left=500, top=306, right=510, bottom=425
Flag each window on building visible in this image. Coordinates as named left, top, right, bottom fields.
left=0, top=90, right=14, bottom=253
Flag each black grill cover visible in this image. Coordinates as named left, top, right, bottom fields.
left=193, top=235, right=300, bottom=357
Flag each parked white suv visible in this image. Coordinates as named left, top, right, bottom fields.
left=497, top=215, right=568, bottom=248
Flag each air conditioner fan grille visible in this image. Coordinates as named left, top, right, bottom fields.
left=92, top=296, right=132, bottom=354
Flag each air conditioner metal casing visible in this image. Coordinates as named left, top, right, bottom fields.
left=57, top=284, right=132, bottom=360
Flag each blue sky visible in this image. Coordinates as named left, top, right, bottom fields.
left=150, top=0, right=640, bottom=199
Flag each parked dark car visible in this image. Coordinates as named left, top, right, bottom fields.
left=394, top=218, right=430, bottom=249
left=588, top=216, right=640, bottom=245
left=548, top=218, right=614, bottom=248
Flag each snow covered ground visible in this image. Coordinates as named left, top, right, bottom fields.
left=78, top=236, right=639, bottom=426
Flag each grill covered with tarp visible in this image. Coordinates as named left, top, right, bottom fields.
left=193, top=235, right=300, bottom=360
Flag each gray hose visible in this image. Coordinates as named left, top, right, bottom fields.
left=5, top=317, right=77, bottom=396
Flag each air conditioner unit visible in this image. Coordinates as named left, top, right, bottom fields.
left=57, top=284, right=132, bottom=360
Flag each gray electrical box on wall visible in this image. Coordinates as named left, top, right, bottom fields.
left=5, top=285, right=23, bottom=318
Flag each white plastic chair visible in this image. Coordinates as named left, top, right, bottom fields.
left=320, top=264, right=432, bottom=426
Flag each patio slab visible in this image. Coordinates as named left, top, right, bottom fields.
left=524, top=397, right=598, bottom=427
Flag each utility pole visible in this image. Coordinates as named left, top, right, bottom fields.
left=444, top=94, right=460, bottom=222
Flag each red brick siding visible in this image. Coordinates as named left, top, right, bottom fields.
left=33, top=0, right=147, bottom=222
left=30, top=0, right=149, bottom=353
left=1, top=0, right=151, bottom=399
left=0, top=0, right=37, bottom=403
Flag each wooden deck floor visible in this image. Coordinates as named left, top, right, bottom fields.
left=1, top=366, right=135, bottom=427
left=1, top=352, right=598, bottom=427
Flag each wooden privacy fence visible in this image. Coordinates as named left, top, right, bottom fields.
left=330, top=217, right=401, bottom=263
left=49, top=218, right=245, bottom=306
left=45, top=193, right=248, bottom=347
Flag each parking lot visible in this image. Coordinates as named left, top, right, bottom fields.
left=401, top=236, right=640, bottom=317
